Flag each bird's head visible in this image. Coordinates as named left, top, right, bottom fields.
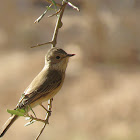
left=45, top=47, right=75, bottom=72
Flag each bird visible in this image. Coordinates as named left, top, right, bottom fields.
left=0, top=47, right=75, bottom=137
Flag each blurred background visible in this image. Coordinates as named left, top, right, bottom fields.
left=0, top=0, right=140, bottom=140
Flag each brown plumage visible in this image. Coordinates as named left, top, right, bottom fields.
left=0, top=47, right=75, bottom=137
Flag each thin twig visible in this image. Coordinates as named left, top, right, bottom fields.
left=29, top=105, right=37, bottom=118
left=48, top=8, right=62, bottom=18
left=34, top=1, right=79, bottom=24
left=28, top=115, right=46, bottom=123
left=31, top=41, right=52, bottom=48
left=68, top=2, right=80, bottom=11
left=31, top=1, right=79, bottom=48
left=35, top=98, right=53, bottom=140
left=45, top=0, right=80, bottom=12
left=30, top=1, right=79, bottom=138
left=40, top=104, right=50, bottom=112
left=45, top=0, right=61, bottom=7
left=31, top=1, right=67, bottom=48
left=34, top=4, right=52, bottom=23
left=51, top=2, right=67, bottom=47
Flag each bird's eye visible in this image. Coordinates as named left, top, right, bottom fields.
left=56, top=56, right=60, bottom=59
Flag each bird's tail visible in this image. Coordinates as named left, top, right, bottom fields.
left=0, top=115, right=18, bottom=137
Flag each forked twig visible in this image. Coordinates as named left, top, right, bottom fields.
left=30, top=0, right=79, bottom=139
left=31, top=2, right=67, bottom=48
left=35, top=98, right=53, bottom=140
left=45, top=0, right=61, bottom=7
left=27, top=115, right=46, bottom=123
left=45, top=0, right=79, bottom=11
left=32, top=1, right=79, bottom=48
left=34, top=4, right=53, bottom=23
left=48, top=7, right=62, bottom=18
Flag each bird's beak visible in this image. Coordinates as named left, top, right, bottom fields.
left=67, top=54, right=75, bottom=57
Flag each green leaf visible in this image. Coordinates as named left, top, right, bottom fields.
left=18, top=108, right=26, bottom=113
left=51, top=0, right=57, bottom=10
left=7, top=109, right=26, bottom=116
left=46, top=6, right=54, bottom=11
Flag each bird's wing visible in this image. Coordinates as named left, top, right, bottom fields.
left=17, top=69, right=63, bottom=109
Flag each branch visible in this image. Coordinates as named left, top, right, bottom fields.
left=31, top=0, right=79, bottom=48
left=45, top=0, right=79, bottom=11
left=51, top=2, right=67, bottom=47
left=29, top=0, right=79, bottom=139
left=45, top=0, right=61, bottom=7
left=35, top=98, right=53, bottom=140
left=48, top=7, right=62, bottom=18
left=68, top=2, right=80, bottom=11
left=34, top=0, right=61, bottom=24
left=26, top=115, right=46, bottom=123
left=31, top=1, right=67, bottom=48
left=34, top=4, right=53, bottom=23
